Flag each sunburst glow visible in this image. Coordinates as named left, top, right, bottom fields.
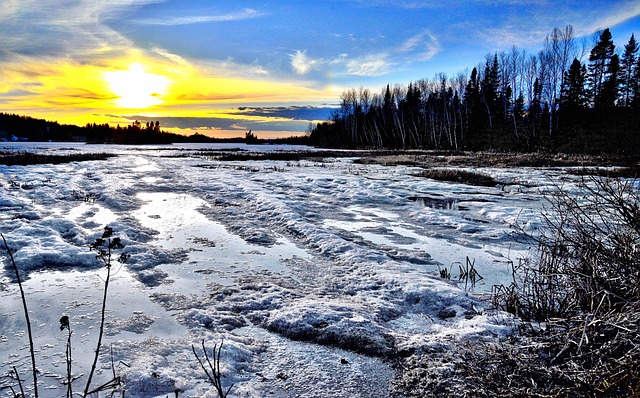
left=104, top=63, right=170, bottom=109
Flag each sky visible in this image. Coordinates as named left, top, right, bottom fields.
left=0, top=0, right=639, bottom=138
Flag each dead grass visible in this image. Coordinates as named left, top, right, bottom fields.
left=356, top=151, right=639, bottom=168
left=568, top=166, right=640, bottom=178
left=415, top=169, right=497, bottom=187
left=0, top=151, right=115, bottom=165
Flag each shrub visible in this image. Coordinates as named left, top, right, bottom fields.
left=494, top=176, right=640, bottom=395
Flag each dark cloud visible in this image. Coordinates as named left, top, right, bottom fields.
left=113, top=115, right=305, bottom=133
left=233, top=106, right=335, bottom=121
left=108, top=106, right=335, bottom=133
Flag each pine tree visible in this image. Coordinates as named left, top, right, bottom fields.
left=600, top=54, right=620, bottom=108
left=620, top=34, right=639, bottom=107
left=632, top=56, right=640, bottom=109
left=560, top=58, right=588, bottom=111
left=587, top=28, right=616, bottom=108
left=465, top=67, right=484, bottom=136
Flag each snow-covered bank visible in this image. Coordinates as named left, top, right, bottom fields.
left=1, top=143, right=571, bottom=397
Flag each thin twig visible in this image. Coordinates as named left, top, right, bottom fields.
left=83, top=257, right=111, bottom=397
left=2, top=234, right=38, bottom=398
left=12, top=365, right=25, bottom=398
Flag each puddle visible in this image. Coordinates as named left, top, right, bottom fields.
left=130, top=157, right=160, bottom=173
left=66, top=202, right=117, bottom=226
left=133, top=192, right=313, bottom=290
left=0, top=267, right=184, bottom=389
left=324, top=207, right=526, bottom=292
left=408, top=196, right=469, bottom=211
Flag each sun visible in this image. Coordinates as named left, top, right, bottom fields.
left=104, top=63, right=170, bottom=108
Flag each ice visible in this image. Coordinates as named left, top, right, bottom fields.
left=0, top=142, right=576, bottom=397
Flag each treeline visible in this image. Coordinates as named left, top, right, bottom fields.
left=0, top=113, right=309, bottom=145
left=0, top=113, right=216, bottom=144
left=311, top=26, right=640, bottom=154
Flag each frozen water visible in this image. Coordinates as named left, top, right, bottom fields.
left=0, top=142, right=578, bottom=397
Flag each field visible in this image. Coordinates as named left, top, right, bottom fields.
left=0, top=143, right=626, bottom=397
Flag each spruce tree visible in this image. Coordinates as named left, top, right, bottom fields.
left=588, top=28, right=616, bottom=108
left=561, top=58, right=588, bottom=112
left=632, top=56, right=640, bottom=109
left=620, top=34, right=639, bottom=107
left=600, top=54, right=620, bottom=108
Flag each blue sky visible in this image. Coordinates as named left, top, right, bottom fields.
left=0, top=0, right=638, bottom=137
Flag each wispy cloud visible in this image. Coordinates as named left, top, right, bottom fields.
left=290, top=30, right=439, bottom=78
left=579, top=1, right=640, bottom=35
left=399, top=31, right=440, bottom=61
left=132, top=8, right=265, bottom=26
left=346, top=54, right=393, bottom=76
left=289, top=49, right=393, bottom=77
left=0, top=0, right=156, bottom=58
left=472, top=0, right=640, bottom=49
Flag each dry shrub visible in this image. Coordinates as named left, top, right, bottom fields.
left=493, top=176, right=640, bottom=396
left=396, top=176, right=640, bottom=397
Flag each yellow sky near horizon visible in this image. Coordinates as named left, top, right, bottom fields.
left=0, top=52, right=338, bottom=138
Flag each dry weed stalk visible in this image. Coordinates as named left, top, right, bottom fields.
left=83, top=226, right=129, bottom=398
left=1, top=234, right=38, bottom=398
left=192, top=339, right=234, bottom=398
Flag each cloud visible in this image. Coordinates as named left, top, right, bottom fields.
left=346, top=55, right=393, bottom=76
left=579, top=1, right=640, bottom=35
left=234, top=106, right=335, bottom=121
left=288, top=49, right=394, bottom=78
left=471, top=0, right=640, bottom=50
left=0, top=0, right=157, bottom=59
left=151, top=47, right=189, bottom=66
left=290, top=28, right=440, bottom=78
left=132, top=8, right=265, bottom=26
left=119, top=114, right=311, bottom=133
left=291, top=50, right=321, bottom=75
left=399, top=31, right=440, bottom=61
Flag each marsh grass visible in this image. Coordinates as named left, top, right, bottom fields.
left=568, top=166, right=640, bottom=178
left=0, top=151, right=116, bottom=166
left=415, top=168, right=497, bottom=187
left=1, top=234, right=38, bottom=398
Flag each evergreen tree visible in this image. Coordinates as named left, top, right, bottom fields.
left=587, top=28, right=616, bottom=108
left=600, top=54, right=620, bottom=108
left=529, top=78, right=543, bottom=136
left=481, top=55, right=501, bottom=127
left=465, top=67, right=484, bottom=137
left=620, top=34, right=639, bottom=107
left=632, top=56, right=640, bottom=109
left=560, top=58, right=588, bottom=111
left=513, top=91, right=525, bottom=140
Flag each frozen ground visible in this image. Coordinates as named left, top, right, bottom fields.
left=0, top=143, right=577, bottom=397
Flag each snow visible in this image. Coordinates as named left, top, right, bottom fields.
left=0, top=142, right=574, bottom=397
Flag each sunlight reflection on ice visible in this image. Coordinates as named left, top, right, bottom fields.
left=134, top=192, right=313, bottom=290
